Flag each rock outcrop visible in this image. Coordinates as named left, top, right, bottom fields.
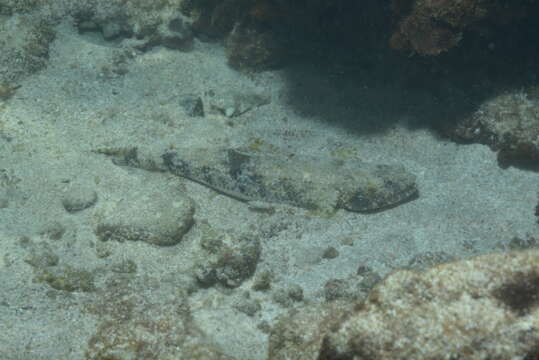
left=269, top=249, right=539, bottom=359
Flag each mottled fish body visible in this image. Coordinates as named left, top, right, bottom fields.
left=162, top=148, right=417, bottom=212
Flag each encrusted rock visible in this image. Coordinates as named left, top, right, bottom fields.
left=225, top=23, right=285, bottom=71
left=194, top=223, right=261, bottom=288
left=0, top=13, right=55, bottom=83
left=269, top=249, right=539, bottom=360
left=70, top=0, right=195, bottom=52
left=268, top=300, right=355, bottom=360
left=450, top=91, right=539, bottom=167
left=272, top=284, right=304, bottom=307
left=389, top=0, right=536, bottom=55
left=322, top=270, right=380, bottom=303
left=85, top=275, right=235, bottom=359
left=233, top=292, right=262, bottom=317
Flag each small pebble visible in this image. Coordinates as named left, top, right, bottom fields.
left=62, top=184, right=98, bottom=213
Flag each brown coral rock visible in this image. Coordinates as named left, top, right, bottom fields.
left=85, top=276, right=235, bottom=359
left=390, top=0, right=532, bottom=55
left=270, top=249, right=539, bottom=359
left=323, top=250, right=539, bottom=359
left=268, top=301, right=356, bottom=360
left=451, top=91, right=539, bottom=167
left=225, top=23, right=285, bottom=71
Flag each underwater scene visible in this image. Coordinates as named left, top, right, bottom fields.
left=0, top=0, right=538, bottom=358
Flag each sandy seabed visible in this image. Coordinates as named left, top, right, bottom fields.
left=0, top=21, right=537, bottom=359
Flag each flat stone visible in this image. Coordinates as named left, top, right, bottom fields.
left=95, top=178, right=194, bottom=246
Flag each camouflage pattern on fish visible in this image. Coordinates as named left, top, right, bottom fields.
left=160, top=147, right=418, bottom=213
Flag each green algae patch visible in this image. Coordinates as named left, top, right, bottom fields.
left=36, top=265, right=96, bottom=292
